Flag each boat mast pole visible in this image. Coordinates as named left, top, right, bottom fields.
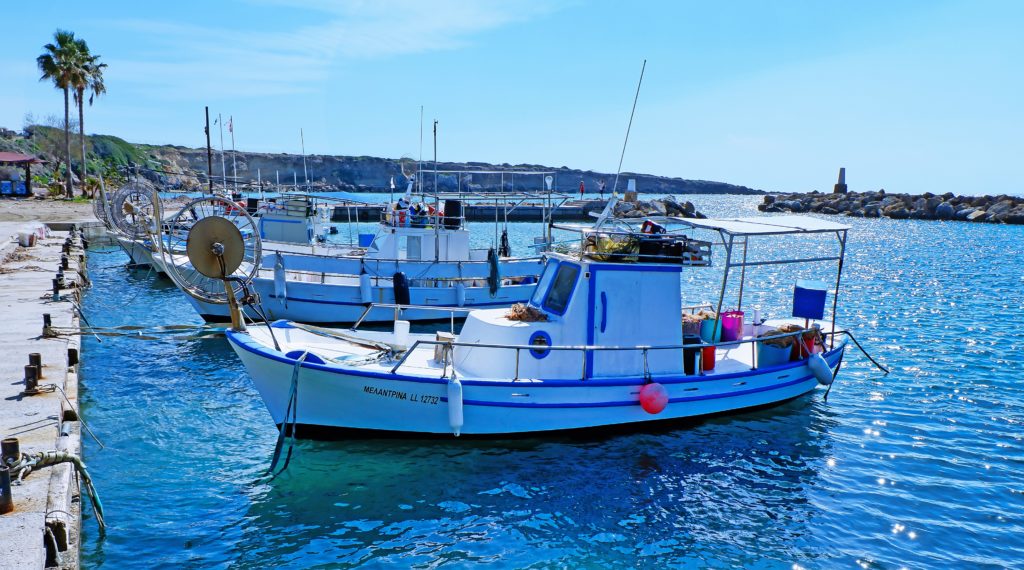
left=612, top=59, right=646, bottom=194
left=713, top=231, right=733, bottom=341
left=219, top=113, right=227, bottom=192
left=737, top=237, right=748, bottom=310
left=204, top=106, right=213, bottom=195
left=300, top=128, right=308, bottom=191
left=830, top=230, right=847, bottom=349
left=418, top=105, right=423, bottom=194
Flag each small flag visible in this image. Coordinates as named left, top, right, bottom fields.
left=228, top=117, right=233, bottom=134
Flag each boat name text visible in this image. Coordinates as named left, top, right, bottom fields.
left=363, top=385, right=439, bottom=405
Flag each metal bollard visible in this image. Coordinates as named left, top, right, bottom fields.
left=43, top=313, right=52, bottom=333
left=0, top=467, right=13, bottom=514
left=52, top=279, right=61, bottom=300
left=67, top=347, right=79, bottom=367
left=28, top=354, right=42, bottom=378
left=61, top=254, right=69, bottom=270
left=24, top=365, right=39, bottom=393
left=1, top=438, right=20, bottom=465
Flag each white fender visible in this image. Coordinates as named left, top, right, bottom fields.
left=447, top=378, right=464, bottom=436
left=455, top=282, right=466, bottom=307
left=359, top=272, right=373, bottom=304
left=273, top=252, right=288, bottom=307
left=809, top=353, right=833, bottom=385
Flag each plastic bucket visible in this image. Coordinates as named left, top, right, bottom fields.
left=358, top=233, right=375, bottom=247
left=720, top=310, right=744, bottom=342
left=701, top=346, right=716, bottom=371
left=699, top=319, right=721, bottom=343
left=757, top=342, right=791, bottom=368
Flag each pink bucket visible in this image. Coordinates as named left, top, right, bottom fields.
left=720, top=310, right=744, bottom=342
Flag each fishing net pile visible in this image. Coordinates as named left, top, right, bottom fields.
left=506, top=303, right=548, bottom=322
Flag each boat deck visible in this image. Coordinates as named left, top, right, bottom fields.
left=248, top=317, right=838, bottom=382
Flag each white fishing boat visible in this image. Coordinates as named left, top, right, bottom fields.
left=164, top=174, right=571, bottom=324
left=173, top=208, right=862, bottom=436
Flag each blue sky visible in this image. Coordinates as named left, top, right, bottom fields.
left=2, top=0, right=1021, bottom=195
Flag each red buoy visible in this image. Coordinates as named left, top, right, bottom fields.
left=639, top=383, right=668, bottom=414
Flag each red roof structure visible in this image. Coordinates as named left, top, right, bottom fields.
left=0, top=152, right=44, bottom=164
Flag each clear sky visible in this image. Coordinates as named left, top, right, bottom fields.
left=2, top=0, right=1021, bottom=195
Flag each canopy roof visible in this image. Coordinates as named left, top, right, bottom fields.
left=0, top=152, right=44, bottom=165
left=670, top=214, right=849, bottom=236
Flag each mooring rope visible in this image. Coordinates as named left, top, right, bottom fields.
left=6, top=451, right=105, bottom=533
left=269, top=351, right=308, bottom=478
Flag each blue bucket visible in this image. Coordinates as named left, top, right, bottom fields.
left=358, top=233, right=375, bottom=247
left=757, top=342, right=791, bottom=368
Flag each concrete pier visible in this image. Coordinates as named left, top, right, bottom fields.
left=0, top=221, right=87, bottom=568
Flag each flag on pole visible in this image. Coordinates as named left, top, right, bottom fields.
left=228, top=117, right=233, bottom=134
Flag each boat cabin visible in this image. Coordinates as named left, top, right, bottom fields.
left=454, top=250, right=691, bottom=381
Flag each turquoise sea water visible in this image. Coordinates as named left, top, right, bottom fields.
left=79, top=195, right=1024, bottom=568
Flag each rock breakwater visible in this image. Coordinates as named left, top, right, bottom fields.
left=759, top=190, right=1024, bottom=224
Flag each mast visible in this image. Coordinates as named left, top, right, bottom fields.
left=204, top=107, right=213, bottom=194
left=612, top=59, right=646, bottom=194
left=218, top=113, right=227, bottom=192
left=230, top=115, right=237, bottom=193
left=300, top=128, right=309, bottom=191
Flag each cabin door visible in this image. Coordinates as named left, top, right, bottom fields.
left=589, top=268, right=648, bottom=379
left=589, top=265, right=683, bottom=379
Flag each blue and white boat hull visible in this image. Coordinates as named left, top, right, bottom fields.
left=227, top=326, right=846, bottom=436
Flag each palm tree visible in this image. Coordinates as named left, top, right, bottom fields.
left=37, top=30, right=88, bottom=198
left=72, top=40, right=106, bottom=198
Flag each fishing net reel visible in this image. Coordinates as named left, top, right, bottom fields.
left=160, top=196, right=262, bottom=330
left=108, top=182, right=158, bottom=239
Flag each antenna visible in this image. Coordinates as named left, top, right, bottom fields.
left=418, top=105, right=424, bottom=194
left=612, top=59, right=646, bottom=194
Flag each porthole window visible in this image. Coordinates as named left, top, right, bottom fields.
left=529, top=330, right=552, bottom=359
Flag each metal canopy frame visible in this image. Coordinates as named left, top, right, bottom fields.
left=554, top=214, right=850, bottom=349
left=673, top=216, right=850, bottom=350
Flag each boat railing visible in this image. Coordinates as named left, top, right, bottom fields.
left=351, top=303, right=476, bottom=332
left=389, top=326, right=845, bottom=381
left=379, top=209, right=466, bottom=230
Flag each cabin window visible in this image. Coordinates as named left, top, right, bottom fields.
left=542, top=263, right=580, bottom=315
left=405, top=236, right=422, bottom=260
left=530, top=260, right=558, bottom=306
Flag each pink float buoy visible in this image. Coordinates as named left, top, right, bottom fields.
left=639, top=383, right=668, bottom=414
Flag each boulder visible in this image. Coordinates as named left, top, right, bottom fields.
left=820, top=207, right=838, bottom=215
left=925, top=196, right=943, bottom=214
left=955, top=207, right=977, bottom=220
left=614, top=201, right=635, bottom=215
left=966, top=209, right=987, bottom=221
left=935, top=202, right=955, bottom=219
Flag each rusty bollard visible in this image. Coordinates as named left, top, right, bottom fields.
left=0, top=466, right=13, bottom=514
left=1, top=438, right=19, bottom=465
left=28, top=354, right=43, bottom=379
left=24, top=365, right=40, bottom=395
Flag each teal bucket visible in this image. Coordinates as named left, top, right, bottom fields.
left=699, top=319, right=722, bottom=344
